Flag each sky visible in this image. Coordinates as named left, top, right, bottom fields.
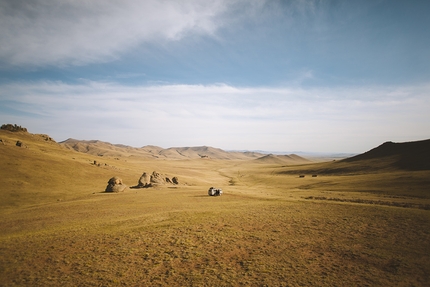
left=1, top=0, right=429, bottom=153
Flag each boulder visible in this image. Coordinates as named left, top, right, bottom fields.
left=172, top=177, right=179, bottom=184
left=138, top=172, right=151, bottom=187
left=16, top=141, right=27, bottom=148
left=150, top=171, right=165, bottom=185
left=105, top=176, right=127, bottom=192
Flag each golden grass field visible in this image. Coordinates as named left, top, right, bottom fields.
left=1, top=130, right=429, bottom=286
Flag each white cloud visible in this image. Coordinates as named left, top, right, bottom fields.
left=0, top=0, right=257, bottom=67
left=1, top=81, right=429, bottom=152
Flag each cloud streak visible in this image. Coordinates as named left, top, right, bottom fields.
left=1, top=81, right=429, bottom=152
left=0, top=0, right=254, bottom=67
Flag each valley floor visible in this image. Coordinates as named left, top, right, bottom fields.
left=0, top=132, right=430, bottom=286
left=0, top=144, right=429, bottom=286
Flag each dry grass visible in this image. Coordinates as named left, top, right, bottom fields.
left=1, top=130, right=429, bottom=286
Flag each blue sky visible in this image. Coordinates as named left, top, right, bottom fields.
left=0, top=0, right=429, bottom=153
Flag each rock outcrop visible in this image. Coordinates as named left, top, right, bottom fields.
left=105, top=176, right=127, bottom=192
left=1, top=124, right=28, bottom=132
left=150, top=171, right=165, bottom=185
left=134, top=171, right=179, bottom=188
left=138, top=172, right=151, bottom=188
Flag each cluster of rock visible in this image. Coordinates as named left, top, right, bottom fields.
left=0, top=138, right=28, bottom=148
left=1, top=124, right=28, bottom=132
left=136, top=171, right=179, bottom=188
left=39, top=134, right=55, bottom=142
left=93, top=160, right=109, bottom=167
left=105, top=171, right=179, bottom=192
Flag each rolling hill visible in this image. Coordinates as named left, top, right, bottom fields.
left=275, top=138, right=430, bottom=176
left=0, top=130, right=119, bottom=208
left=59, top=138, right=295, bottom=160
left=59, top=138, right=159, bottom=158
left=343, top=139, right=430, bottom=171
left=254, top=153, right=310, bottom=165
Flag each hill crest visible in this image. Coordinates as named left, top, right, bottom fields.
left=343, top=139, right=430, bottom=170
left=59, top=139, right=269, bottom=160
left=255, top=154, right=309, bottom=165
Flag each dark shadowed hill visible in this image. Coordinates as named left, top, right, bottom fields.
left=343, top=139, right=430, bottom=171
left=275, top=139, right=430, bottom=176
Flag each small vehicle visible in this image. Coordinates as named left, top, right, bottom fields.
left=208, top=187, right=223, bottom=196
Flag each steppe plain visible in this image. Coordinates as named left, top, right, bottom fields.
left=0, top=129, right=429, bottom=286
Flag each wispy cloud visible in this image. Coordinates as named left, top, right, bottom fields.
left=0, top=0, right=260, bottom=67
left=1, top=81, right=429, bottom=152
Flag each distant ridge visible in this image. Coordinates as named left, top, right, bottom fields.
left=255, top=154, right=309, bottom=165
left=274, top=139, right=430, bottom=176
left=343, top=139, right=430, bottom=170
left=60, top=138, right=154, bottom=158
left=59, top=139, right=290, bottom=160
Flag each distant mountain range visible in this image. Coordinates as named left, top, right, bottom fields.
left=3, top=123, right=428, bottom=169
left=228, top=149, right=356, bottom=159
left=59, top=138, right=311, bottom=164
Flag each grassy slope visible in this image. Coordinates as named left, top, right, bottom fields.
left=0, top=130, right=429, bottom=286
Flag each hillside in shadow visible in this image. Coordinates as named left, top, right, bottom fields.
left=343, top=139, right=430, bottom=171
left=276, top=139, right=430, bottom=176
